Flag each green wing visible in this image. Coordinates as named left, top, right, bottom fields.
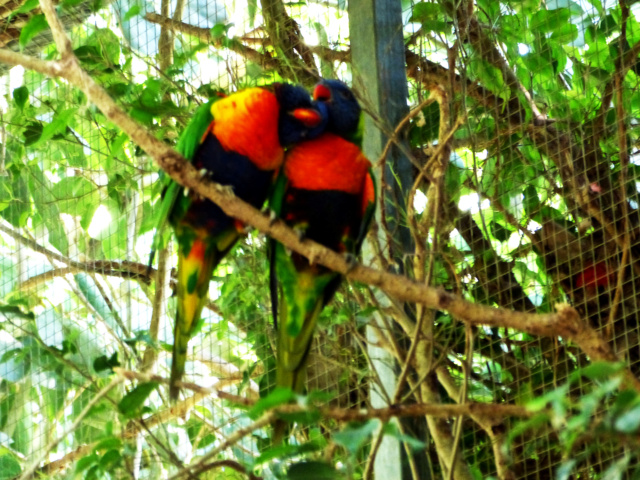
left=349, top=113, right=365, bottom=150
left=148, top=98, right=219, bottom=264
left=355, top=168, right=376, bottom=254
left=268, top=169, right=289, bottom=328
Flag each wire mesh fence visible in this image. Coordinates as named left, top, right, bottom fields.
left=0, top=0, right=638, bottom=478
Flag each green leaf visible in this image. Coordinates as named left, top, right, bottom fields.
left=130, top=107, right=154, bottom=126
left=444, top=163, right=461, bottom=202
left=523, top=185, right=540, bottom=215
left=410, top=3, right=449, bottom=33
left=94, top=437, right=122, bottom=451
left=12, top=86, right=29, bottom=109
left=249, top=387, right=296, bottom=418
left=0, top=454, right=21, bottom=480
left=31, top=108, right=76, bottom=148
left=51, top=177, right=99, bottom=215
left=578, top=362, right=624, bottom=381
left=333, top=420, right=379, bottom=455
left=60, top=0, right=85, bottom=8
left=75, top=453, right=99, bottom=473
left=550, top=23, right=578, bottom=44
left=211, top=23, right=231, bottom=40
left=584, top=0, right=604, bottom=16
left=28, top=166, right=69, bottom=254
left=75, top=273, right=122, bottom=332
left=22, top=122, right=42, bottom=146
left=99, top=449, right=121, bottom=469
left=247, top=0, right=257, bottom=27
left=490, top=221, right=511, bottom=242
left=89, top=29, right=122, bottom=66
left=0, top=169, right=30, bottom=227
left=19, top=14, right=49, bottom=51
left=507, top=413, right=550, bottom=443
left=479, top=61, right=504, bottom=92
left=93, top=352, right=120, bottom=372
left=7, top=0, right=38, bottom=22
left=118, top=382, right=158, bottom=417
left=123, top=4, right=141, bottom=21
left=530, top=8, right=571, bottom=34
left=286, top=461, right=343, bottom=480
left=409, top=3, right=440, bottom=23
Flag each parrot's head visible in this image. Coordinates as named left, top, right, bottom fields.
left=274, top=83, right=328, bottom=146
left=313, top=79, right=362, bottom=141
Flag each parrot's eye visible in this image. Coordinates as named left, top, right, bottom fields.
left=313, top=84, right=332, bottom=101
left=339, top=90, right=354, bottom=101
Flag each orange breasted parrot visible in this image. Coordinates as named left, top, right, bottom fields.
left=151, top=84, right=326, bottom=401
left=269, top=80, right=376, bottom=441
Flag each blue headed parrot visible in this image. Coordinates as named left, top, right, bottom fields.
left=269, top=79, right=376, bottom=442
left=151, top=84, right=326, bottom=401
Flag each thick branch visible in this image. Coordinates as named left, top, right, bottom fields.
left=259, top=0, right=319, bottom=84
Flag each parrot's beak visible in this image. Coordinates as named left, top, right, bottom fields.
left=313, top=83, right=331, bottom=101
left=292, top=108, right=323, bottom=128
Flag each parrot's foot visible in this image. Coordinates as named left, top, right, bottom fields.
left=268, top=209, right=279, bottom=226
left=293, top=226, right=307, bottom=242
left=183, top=187, right=190, bottom=196
left=218, top=184, right=235, bottom=196
left=285, top=247, right=293, bottom=257
left=344, top=253, right=358, bottom=272
left=198, top=168, right=209, bottom=178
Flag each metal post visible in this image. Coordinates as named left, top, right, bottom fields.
left=349, top=0, right=415, bottom=477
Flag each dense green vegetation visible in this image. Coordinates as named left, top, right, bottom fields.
left=0, top=0, right=639, bottom=478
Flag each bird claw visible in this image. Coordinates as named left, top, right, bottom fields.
left=268, top=209, right=279, bottom=226
left=293, top=226, right=306, bottom=242
left=183, top=187, right=190, bottom=196
left=344, top=253, right=358, bottom=272
left=285, top=247, right=292, bottom=257
left=198, top=168, right=208, bottom=178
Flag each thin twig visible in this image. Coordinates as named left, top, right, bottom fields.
left=19, top=376, right=123, bottom=480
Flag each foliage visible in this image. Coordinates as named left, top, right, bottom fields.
left=0, top=0, right=638, bottom=478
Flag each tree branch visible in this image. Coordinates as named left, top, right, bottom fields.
left=116, top=367, right=530, bottom=422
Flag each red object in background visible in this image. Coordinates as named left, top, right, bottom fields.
left=576, top=262, right=614, bottom=290
left=589, top=182, right=603, bottom=193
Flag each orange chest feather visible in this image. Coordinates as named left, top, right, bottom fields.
left=211, top=88, right=284, bottom=171
left=284, top=133, right=371, bottom=194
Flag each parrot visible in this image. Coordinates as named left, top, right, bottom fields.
left=269, top=79, right=376, bottom=442
left=575, top=261, right=614, bottom=297
left=151, top=84, right=327, bottom=401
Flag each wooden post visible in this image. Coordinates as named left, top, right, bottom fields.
left=349, top=0, right=416, bottom=477
left=349, top=0, right=414, bottom=268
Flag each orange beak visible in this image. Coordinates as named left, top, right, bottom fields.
left=292, top=108, right=322, bottom=127
left=313, top=83, right=331, bottom=101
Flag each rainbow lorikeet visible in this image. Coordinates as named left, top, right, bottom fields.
left=151, top=84, right=326, bottom=401
left=269, top=80, right=376, bottom=441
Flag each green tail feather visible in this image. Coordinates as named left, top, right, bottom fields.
left=170, top=317, right=192, bottom=401
left=169, top=240, right=222, bottom=401
left=272, top=283, right=325, bottom=443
